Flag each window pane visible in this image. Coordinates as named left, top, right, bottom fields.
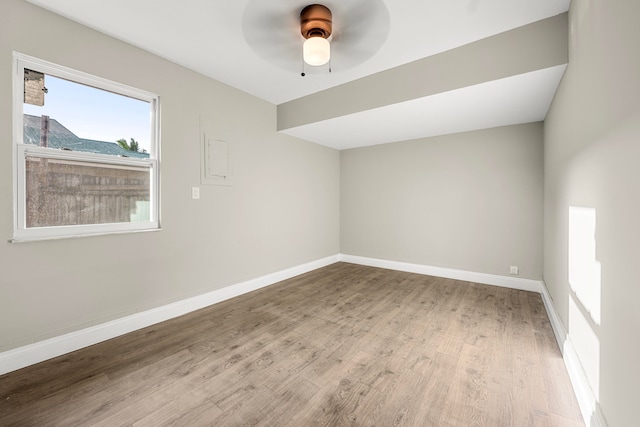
left=23, top=74, right=151, bottom=157
left=25, top=156, right=151, bottom=228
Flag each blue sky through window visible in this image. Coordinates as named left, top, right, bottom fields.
left=23, top=75, right=151, bottom=152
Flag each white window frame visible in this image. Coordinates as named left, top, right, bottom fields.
left=12, top=52, right=161, bottom=242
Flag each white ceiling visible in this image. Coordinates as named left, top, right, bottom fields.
left=283, top=65, right=567, bottom=150
left=26, top=0, right=570, bottom=150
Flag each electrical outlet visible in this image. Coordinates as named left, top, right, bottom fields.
left=510, top=266, right=519, bottom=275
left=191, top=187, right=200, bottom=200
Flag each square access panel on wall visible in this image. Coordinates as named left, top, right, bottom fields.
left=200, top=116, right=233, bottom=186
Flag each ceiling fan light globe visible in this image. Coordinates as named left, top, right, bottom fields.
left=303, top=37, right=330, bottom=66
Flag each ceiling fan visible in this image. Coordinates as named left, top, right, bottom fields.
left=242, top=0, right=390, bottom=76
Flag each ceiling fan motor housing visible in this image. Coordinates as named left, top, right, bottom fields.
left=300, top=4, right=332, bottom=39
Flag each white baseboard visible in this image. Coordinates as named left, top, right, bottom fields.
left=339, top=254, right=543, bottom=292
left=0, top=254, right=340, bottom=376
left=539, top=281, right=567, bottom=352
left=540, top=281, right=607, bottom=427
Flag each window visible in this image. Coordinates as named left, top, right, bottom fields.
left=12, top=53, right=160, bottom=241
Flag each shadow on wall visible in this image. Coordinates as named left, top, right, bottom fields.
left=568, top=206, right=602, bottom=426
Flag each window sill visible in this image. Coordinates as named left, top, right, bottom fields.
left=9, top=226, right=162, bottom=243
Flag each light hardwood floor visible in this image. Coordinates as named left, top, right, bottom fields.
left=0, top=263, right=584, bottom=426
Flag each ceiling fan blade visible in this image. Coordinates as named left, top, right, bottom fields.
left=243, top=7, right=302, bottom=70
left=330, top=0, right=390, bottom=68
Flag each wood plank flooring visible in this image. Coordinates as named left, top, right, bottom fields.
left=0, top=263, right=584, bottom=426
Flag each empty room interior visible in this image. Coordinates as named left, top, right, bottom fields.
left=0, top=1, right=638, bottom=426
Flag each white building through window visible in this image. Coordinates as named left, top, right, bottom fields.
left=13, top=53, right=160, bottom=241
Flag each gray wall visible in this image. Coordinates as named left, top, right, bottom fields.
left=544, top=1, right=640, bottom=426
left=341, top=123, right=543, bottom=280
left=0, top=0, right=340, bottom=352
